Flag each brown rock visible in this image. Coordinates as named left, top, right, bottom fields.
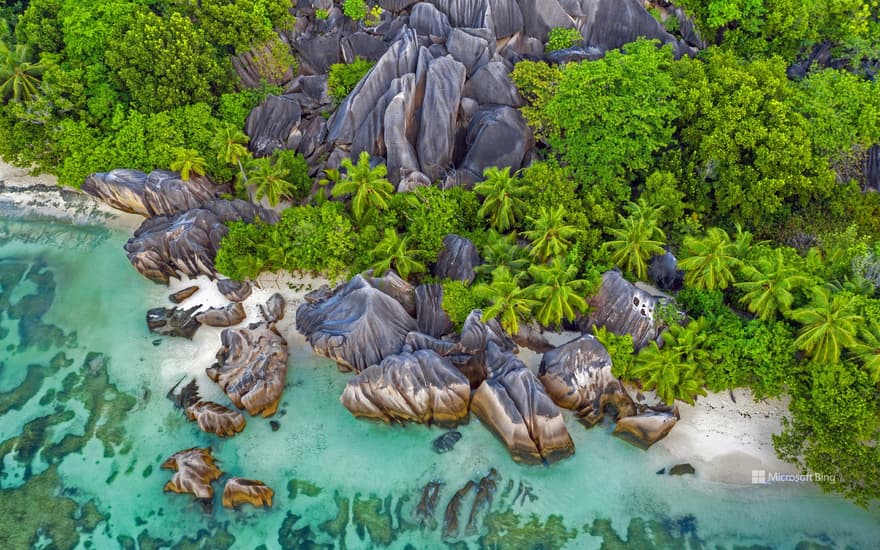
left=613, top=408, right=679, bottom=449
left=217, top=279, right=252, bottom=302
left=222, top=478, right=274, bottom=509
left=185, top=400, right=246, bottom=437
left=207, top=323, right=289, bottom=417
left=161, top=447, right=223, bottom=500
left=169, top=285, right=199, bottom=304
left=538, top=334, right=636, bottom=425
left=195, top=302, right=247, bottom=327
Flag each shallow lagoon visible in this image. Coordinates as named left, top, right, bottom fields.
left=1, top=210, right=879, bottom=549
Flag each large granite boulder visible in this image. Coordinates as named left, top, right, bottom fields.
left=459, top=106, right=530, bottom=183
left=415, top=283, right=454, bottom=338
left=222, top=478, right=274, bottom=509
left=340, top=348, right=471, bottom=427
left=579, top=270, right=664, bottom=350
left=648, top=251, right=684, bottom=291
left=613, top=407, right=679, bottom=449
left=516, top=0, right=573, bottom=42
left=147, top=305, right=201, bottom=339
left=217, top=279, right=252, bottom=302
left=245, top=95, right=302, bottom=158
left=185, top=400, right=247, bottom=437
left=538, top=334, right=635, bottom=425
left=434, top=234, right=481, bottom=283
left=411, top=3, right=453, bottom=39
left=417, top=56, right=467, bottom=181
left=83, top=169, right=220, bottom=218
left=207, top=322, right=289, bottom=417
left=195, top=302, right=247, bottom=327
left=462, top=62, right=523, bottom=107
left=407, top=308, right=515, bottom=388
left=471, top=342, right=574, bottom=464
left=124, top=199, right=278, bottom=284
left=296, top=273, right=418, bottom=372
left=579, top=0, right=677, bottom=53
left=487, top=0, right=523, bottom=39
left=162, top=447, right=223, bottom=501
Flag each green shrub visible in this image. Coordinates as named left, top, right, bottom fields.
left=327, top=57, right=375, bottom=104
left=315, top=8, right=329, bottom=20
left=342, top=0, right=367, bottom=21
left=390, top=186, right=480, bottom=263
left=441, top=279, right=486, bottom=329
left=270, top=148, right=312, bottom=202
left=545, top=27, right=581, bottom=52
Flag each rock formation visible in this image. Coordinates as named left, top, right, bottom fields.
left=579, top=270, right=665, bottom=350
left=649, top=251, right=684, bottom=291
left=471, top=342, right=574, bottom=464
left=415, top=283, right=454, bottom=338
left=538, top=334, right=636, bottom=425
left=161, top=447, right=223, bottom=501
left=82, top=169, right=220, bottom=217
left=217, top=279, right=252, bottom=302
left=207, top=321, right=289, bottom=417
left=296, top=273, right=418, bottom=372
left=613, top=407, right=679, bottom=449
left=195, top=302, right=247, bottom=327
left=434, top=234, right=481, bottom=283
left=415, top=480, right=443, bottom=530
left=260, top=292, right=286, bottom=323
left=222, top=478, right=274, bottom=509
left=340, top=348, right=471, bottom=427
left=169, top=285, right=199, bottom=304
left=146, top=306, right=201, bottom=339
left=185, top=400, right=247, bottom=437
left=432, top=430, right=462, bottom=453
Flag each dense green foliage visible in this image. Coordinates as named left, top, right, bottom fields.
left=327, top=58, right=375, bottom=104
left=545, top=27, right=581, bottom=51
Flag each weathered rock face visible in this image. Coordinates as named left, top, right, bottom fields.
left=82, top=169, right=219, bottom=218
left=471, top=342, right=574, bottom=464
left=195, top=302, right=247, bottom=327
left=613, top=407, right=679, bottom=449
left=169, top=285, right=199, bottom=304
left=648, top=251, right=684, bottom=291
left=124, top=199, right=278, bottom=284
left=146, top=306, right=201, bottom=339
left=245, top=95, right=302, bottom=158
left=578, top=0, right=677, bottom=53
left=406, top=308, right=516, bottom=388
left=434, top=234, right=481, bottom=283
left=185, top=400, right=247, bottom=437
left=222, top=478, right=274, bottom=509
left=161, top=447, right=223, bottom=500
left=579, top=270, right=664, bottom=350
left=415, top=283, right=454, bottom=338
left=217, top=279, right=252, bottom=302
left=207, top=322, right=289, bottom=417
left=433, top=430, right=463, bottom=453
left=538, top=334, right=636, bottom=425
left=340, top=348, right=471, bottom=427
left=260, top=292, right=286, bottom=324
left=458, top=105, right=530, bottom=184
left=296, top=274, right=418, bottom=372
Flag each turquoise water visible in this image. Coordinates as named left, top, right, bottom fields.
left=1, top=209, right=879, bottom=549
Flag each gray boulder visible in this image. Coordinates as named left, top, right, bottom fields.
left=217, top=279, right=252, bottom=302
left=429, top=0, right=488, bottom=28
left=417, top=56, right=467, bottom=181
left=261, top=293, right=286, bottom=324
left=415, top=283, right=454, bottom=337
left=487, top=0, right=523, bottom=39
left=341, top=32, right=389, bottom=63
left=544, top=46, right=604, bottom=64
left=538, top=334, right=636, bottom=425
left=245, top=95, right=302, bottom=158
left=446, top=28, right=490, bottom=75
left=460, top=106, right=530, bottom=180
left=82, top=169, right=150, bottom=216
left=295, top=273, right=418, bottom=372
left=340, top=348, right=471, bottom=427
left=579, top=0, right=677, bottom=53
left=471, top=341, right=575, bottom=464
left=293, top=32, right=341, bottom=74
left=147, top=306, right=201, bottom=339
left=578, top=270, right=664, bottom=350
left=434, top=234, right=481, bottom=283
left=648, top=251, right=684, bottom=291
left=378, top=0, right=420, bottom=11
left=516, top=0, right=572, bottom=42
left=462, top=61, right=523, bottom=106
left=410, top=3, right=453, bottom=39
left=82, top=169, right=220, bottom=218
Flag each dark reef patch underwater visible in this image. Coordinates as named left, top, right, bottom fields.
left=1, top=211, right=879, bottom=549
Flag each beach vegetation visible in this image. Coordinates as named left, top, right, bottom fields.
left=327, top=57, right=375, bottom=104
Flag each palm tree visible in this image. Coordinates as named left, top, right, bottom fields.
left=852, top=320, right=880, bottom=385
left=630, top=319, right=709, bottom=405
left=522, top=205, right=580, bottom=261
left=735, top=248, right=811, bottom=321
left=678, top=227, right=742, bottom=291
left=526, top=257, right=589, bottom=328
left=474, top=230, right=529, bottom=280
left=791, top=287, right=864, bottom=364
left=170, top=147, right=207, bottom=181
left=371, top=228, right=427, bottom=279
left=248, top=157, right=294, bottom=208
left=0, top=43, right=44, bottom=104
left=603, top=201, right=666, bottom=280
left=473, top=166, right=527, bottom=232
left=211, top=124, right=251, bottom=184
left=472, top=266, right=539, bottom=336
left=329, top=151, right=393, bottom=224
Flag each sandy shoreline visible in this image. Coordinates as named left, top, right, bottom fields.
left=1, top=159, right=798, bottom=486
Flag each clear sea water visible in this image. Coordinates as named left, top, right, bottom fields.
left=1, top=207, right=879, bottom=549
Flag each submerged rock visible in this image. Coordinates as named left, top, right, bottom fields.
left=146, top=306, right=201, bottom=339
left=443, top=480, right=475, bottom=539
left=161, top=447, right=223, bottom=501
left=296, top=273, right=417, bottom=372
left=222, top=478, right=274, bottom=509
left=669, top=463, right=696, bottom=476
left=613, top=407, right=679, bottom=449
left=217, top=279, right=252, bottom=302
left=471, top=342, right=574, bottom=464
left=466, top=468, right=500, bottom=535
left=340, top=348, right=471, bottom=427
left=169, top=285, right=199, bottom=304
left=538, top=334, right=636, bottom=425
left=185, top=400, right=246, bottom=437
left=195, top=302, right=246, bottom=327
left=207, top=323, right=289, bottom=417
left=432, top=430, right=463, bottom=453
left=579, top=270, right=664, bottom=350
left=415, top=481, right=443, bottom=530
